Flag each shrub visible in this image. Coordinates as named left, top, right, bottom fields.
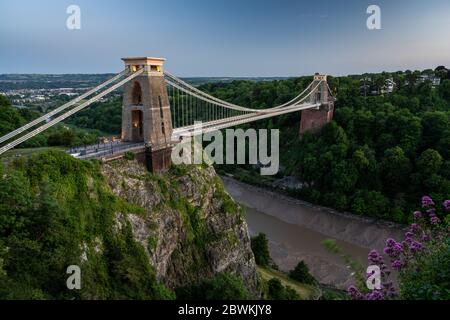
left=251, top=233, right=270, bottom=266
left=267, top=278, right=299, bottom=300
left=289, top=261, right=316, bottom=285
left=176, top=273, right=250, bottom=300
left=348, top=196, right=450, bottom=300
left=124, top=151, right=135, bottom=161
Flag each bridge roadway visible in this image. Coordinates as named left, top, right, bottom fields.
left=69, top=101, right=321, bottom=161
left=68, top=141, right=145, bottom=160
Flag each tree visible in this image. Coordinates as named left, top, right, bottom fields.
left=266, top=278, right=299, bottom=300
left=0, top=95, right=12, bottom=107
left=0, top=171, right=33, bottom=236
left=421, top=112, right=449, bottom=150
left=289, top=261, right=316, bottom=285
left=381, top=147, right=411, bottom=193
left=416, top=149, right=443, bottom=177
left=329, top=161, right=358, bottom=194
left=439, top=79, right=450, bottom=100
left=351, top=190, right=390, bottom=219
left=435, top=66, right=449, bottom=80
left=0, top=98, right=26, bottom=137
left=251, top=233, right=270, bottom=266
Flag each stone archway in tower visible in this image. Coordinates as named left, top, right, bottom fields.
left=132, top=81, right=143, bottom=105
left=131, top=109, right=144, bottom=142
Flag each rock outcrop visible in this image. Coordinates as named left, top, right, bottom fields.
left=101, top=160, right=260, bottom=296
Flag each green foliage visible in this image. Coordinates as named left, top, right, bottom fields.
left=266, top=278, right=299, bottom=300
left=205, top=71, right=450, bottom=223
left=0, top=95, right=99, bottom=149
left=124, top=152, right=135, bottom=161
left=381, top=147, right=411, bottom=193
left=175, top=273, right=250, bottom=300
left=321, top=286, right=348, bottom=300
left=0, top=150, right=174, bottom=300
left=66, top=97, right=122, bottom=134
left=439, top=79, right=450, bottom=100
left=351, top=190, right=389, bottom=218
left=251, top=233, right=271, bottom=267
left=417, top=149, right=443, bottom=177
left=169, top=164, right=188, bottom=177
left=399, top=240, right=450, bottom=300
left=321, top=239, right=341, bottom=254
left=289, top=261, right=316, bottom=285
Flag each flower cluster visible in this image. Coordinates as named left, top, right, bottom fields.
left=421, top=196, right=435, bottom=208
left=444, top=200, right=450, bottom=211
left=348, top=196, right=449, bottom=300
left=347, top=249, right=395, bottom=300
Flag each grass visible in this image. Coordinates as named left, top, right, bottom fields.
left=0, top=147, right=65, bottom=164
left=257, top=266, right=322, bottom=300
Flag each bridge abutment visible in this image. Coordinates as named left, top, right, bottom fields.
left=121, top=57, right=173, bottom=173
left=299, top=74, right=334, bottom=135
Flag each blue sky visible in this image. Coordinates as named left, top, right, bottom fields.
left=0, top=0, right=449, bottom=76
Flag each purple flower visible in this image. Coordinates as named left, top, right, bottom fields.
left=413, top=211, right=422, bottom=220
left=422, top=196, right=435, bottom=208
left=392, top=260, right=402, bottom=270
left=365, top=290, right=384, bottom=300
left=444, top=200, right=450, bottom=211
left=386, top=238, right=396, bottom=247
left=409, top=223, right=419, bottom=234
left=393, top=242, right=403, bottom=252
left=421, top=233, right=430, bottom=242
left=384, top=247, right=394, bottom=256
left=429, top=213, right=441, bottom=225
left=368, top=249, right=383, bottom=264
left=348, top=286, right=363, bottom=300
left=410, top=241, right=423, bottom=253
left=405, top=231, right=414, bottom=239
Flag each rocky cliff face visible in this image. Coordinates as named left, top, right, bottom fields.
left=101, top=160, right=260, bottom=296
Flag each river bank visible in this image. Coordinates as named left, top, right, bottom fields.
left=222, top=176, right=405, bottom=289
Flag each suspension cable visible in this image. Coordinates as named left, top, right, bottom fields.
left=0, top=69, right=144, bottom=155
left=0, top=71, right=126, bottom=145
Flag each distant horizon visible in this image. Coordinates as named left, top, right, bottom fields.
left=0, top=64, right=447, bottom=78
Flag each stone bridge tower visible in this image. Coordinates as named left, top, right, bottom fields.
left=121, top=57, right=173, bottom=173
left=299, top=74, right=334, bottom=135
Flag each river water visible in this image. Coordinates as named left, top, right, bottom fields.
left=223, top=177, right=404, bottom=289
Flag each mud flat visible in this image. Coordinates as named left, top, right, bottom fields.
left=223, top=177, right=404, bottom=288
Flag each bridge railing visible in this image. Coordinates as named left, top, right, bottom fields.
left=70, top=142, right=145, bottom=160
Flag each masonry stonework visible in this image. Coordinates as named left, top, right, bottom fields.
left=299, top=74, right=334, bottom=135
left=121, top=57, right=173, bottom=173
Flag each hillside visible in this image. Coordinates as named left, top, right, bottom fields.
left=0, top=151, right=260, bottom=299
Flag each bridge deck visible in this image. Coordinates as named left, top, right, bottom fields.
left=69, top=141, right=145, bottom=160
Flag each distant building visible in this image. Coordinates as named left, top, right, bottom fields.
left=418, top=74, right=441, bottom=86
left=382, top=78, right=396, bottom=94
left=359, top=77, right=372, bottom=96
left=360, top=77, right=396, bottom=96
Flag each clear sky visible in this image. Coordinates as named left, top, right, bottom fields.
left=0, top=0, right=449, bottom=76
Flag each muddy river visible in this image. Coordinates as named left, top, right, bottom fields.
left=223, top=177, right=404, bottom=289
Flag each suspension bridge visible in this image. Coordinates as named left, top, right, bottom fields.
left=0, top=57, right=335, bottom=172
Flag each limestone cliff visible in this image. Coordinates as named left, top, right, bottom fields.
left=0, top=151, right=259, bottom=299
left=101, top=160, right=260, bottom=296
